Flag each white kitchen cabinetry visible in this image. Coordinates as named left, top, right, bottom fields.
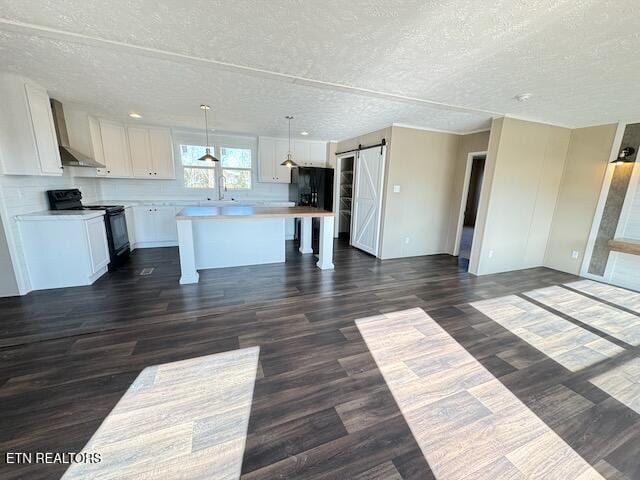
left=83, top=118, right=175, bottom=179
left=24, top=84, right=63, bottom=175
left=149, top=128, right=175, bottom=178
left=128, top=126, right=152, bottom=178
left=17, top=212, right=109, bottom=291
left=258, top=137, right=327, bottom=183
left=133, top=206, right=178, bottom=247
left=0, top=74, right=63, bottom=176
left=127, top=126, right=175, bottom=179
left=295, top=140, right=327, bottom=167
left=99, top=120, right=132, bottom=177
left=258, top=137, right=291, bottom=183
left=125, top=206, right=136, bottom=250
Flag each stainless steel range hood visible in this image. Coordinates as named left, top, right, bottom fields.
left=50, top=99, right=105, bottom=168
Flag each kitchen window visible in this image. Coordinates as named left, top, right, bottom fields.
left=180, top=144, right=252, bottom=190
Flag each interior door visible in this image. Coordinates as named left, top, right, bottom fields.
left=351, top=147, right=385, bottom=256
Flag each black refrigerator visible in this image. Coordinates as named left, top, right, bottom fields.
left=289, top=167, right=334, bottom=253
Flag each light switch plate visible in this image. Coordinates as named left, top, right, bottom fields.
left=393, top=185, right=401, bottom=193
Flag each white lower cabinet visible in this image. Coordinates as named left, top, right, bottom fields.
left=133, top=206, right=178, bottom=247
left=17, top=213, right=110, bottom=291
left=125, top=206, right=136, bottom=250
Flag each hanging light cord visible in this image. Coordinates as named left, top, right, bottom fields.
left=288, top=117, right=292, bottom=156
left=204, top=108, right=210, bottom=148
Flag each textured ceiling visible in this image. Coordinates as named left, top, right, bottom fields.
left=0, top=0, right=638, bottom=140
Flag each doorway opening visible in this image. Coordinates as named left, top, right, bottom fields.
left=455, top=152, right=486, bottom=271
left=338, top=156, right=354, bottom=241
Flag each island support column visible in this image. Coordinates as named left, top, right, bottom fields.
left=299, top=217, right=313, bottom=254
left=177, top=219, right=199, bottom=284
left=317, top=216, right=335, bottom=270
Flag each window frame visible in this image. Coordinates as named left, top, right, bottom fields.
left=218, top=145, right=253, bottom=191
left=178, top=140, right=255, bottom=191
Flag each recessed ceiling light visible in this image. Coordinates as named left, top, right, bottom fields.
left=514, top=93, right=533, bottom=102
left=128, top=112, right=142, bottom=119
left=300, top=131, right=309, bottom=136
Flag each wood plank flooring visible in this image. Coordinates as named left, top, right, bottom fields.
left=0, top=239, right=639, bottom=479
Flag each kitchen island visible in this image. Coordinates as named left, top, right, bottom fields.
left=176, top=205, right=335, bottom=284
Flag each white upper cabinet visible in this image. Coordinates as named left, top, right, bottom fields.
left=24, top=84, right=63, bottom=175
left=258, top=137, right=276, bottom=183
left=85, top=118, right=175, bottom=180
left=128, top=126, right=153, bottom=177
left=258, top=137, right=291, bottom=183
left=296, top=140, right=326, bottom=167
left=308, top=142, right=327, bottom=167
left=127, top=126, right=175, bottom=178
left=258, top=136, right=327, bottom=183
left=0, top=74, right=62, bottom=176
left=99, top=120, right=132, bottom=177
left=147, top=127, right=175, bottom=178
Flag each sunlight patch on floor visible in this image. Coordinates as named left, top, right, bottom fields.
left=566, top=279, right=640, bottom=314
left=472, top=295, right=640, bottom=416
left=62, top=347, right=260, bottom=480
left=472, top=295, right=625, bottom=371
left=525, top=286, right=640, bottom=346
left=356, top=308, right=601, bottom=480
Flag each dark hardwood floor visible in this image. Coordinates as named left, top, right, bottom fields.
left=1, top=239, right=639, bottom=479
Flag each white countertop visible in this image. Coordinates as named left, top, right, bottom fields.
left=16, top=210, right=106, bottom=221
left=15, top=199, right=295, bottom=221
left=109, top=199, right=295, bottom=208
left=177, top=205, right=334, bottom=220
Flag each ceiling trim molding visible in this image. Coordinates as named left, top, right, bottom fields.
left=391, top=123, right=462, bottom=135
left=501, top=114, right=575, bottom=130
left=391, top=123, right=492, bottom=136
left=0, top=17, right=502, bottom=119
left=462, top=127, right=492, bottom=135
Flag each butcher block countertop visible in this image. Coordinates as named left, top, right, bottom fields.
left=176, top=205, right=334, bottom=220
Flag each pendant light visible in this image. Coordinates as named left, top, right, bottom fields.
left=280, top=115, right=299, bottom=168
left=198, top=104, right=219, bottom=163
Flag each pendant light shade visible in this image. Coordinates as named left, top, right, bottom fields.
left=280, top=115, right=299, bottom=168
left=198, top=104, right=219, bottom=163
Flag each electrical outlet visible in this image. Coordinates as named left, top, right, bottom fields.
left=571, top=250, right=580, bottom=259
left=488, top=250, right=494, bottom=259
left=393, top=185, right=401, bottom=193
left=405, top=237, right=410, bottom=244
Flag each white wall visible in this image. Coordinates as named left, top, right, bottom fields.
left=471, top=117, right=571, bottom=275
left=544, top=124, right=617, bottom=274
left=380, top=126, right=459, bottom=259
